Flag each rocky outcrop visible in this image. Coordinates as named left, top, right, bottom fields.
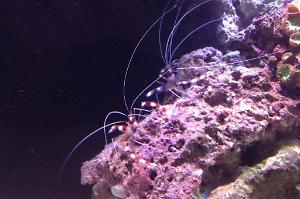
left=81, top=1, right=300, bottom=198
left=81, top=46, right=300, bottom=198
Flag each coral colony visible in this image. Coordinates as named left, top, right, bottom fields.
left=65, top=0, right=300, bottom=198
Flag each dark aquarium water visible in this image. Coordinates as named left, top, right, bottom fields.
left=1, top=0, right=300, bottom=199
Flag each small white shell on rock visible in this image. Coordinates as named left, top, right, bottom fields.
left=194, top=169, right=203, bottom=177
left=296, top=184, right=300, bottom=191
left=111, top=184, right=126, bottom=199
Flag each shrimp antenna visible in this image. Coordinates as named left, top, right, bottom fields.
left=58, top=120, right=126, bottom=182
left=123, top=5, right=176, bottom=113
left=159, top=0, right=173, bottom=65
left=165, top=0, right=214, bottom=64
left=167, top=0, right=185, bottom=63
left=129, top=64, right=178, bottom=112
left=130, top=17, right=221, bottom=110
left=170, top=18, right=222, bottom=61
left=176, top=50, right=290, bottom=71
left=103, top=111, right=129, bottom=146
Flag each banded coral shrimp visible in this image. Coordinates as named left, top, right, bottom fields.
left=58, top=0, right=224, bottom=180
left=59, top=0, right=289, bottom=185
left=125, top=0, right=224, bottom=110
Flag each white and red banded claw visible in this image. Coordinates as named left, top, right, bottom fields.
left=141, top=101, right=167, bottom=112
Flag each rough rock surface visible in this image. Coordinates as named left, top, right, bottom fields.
left=209, top=140, right=300, bottom=199
left=216, top=0, right=285, bottom=45
left=81, top=46, right=300, bottom=198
